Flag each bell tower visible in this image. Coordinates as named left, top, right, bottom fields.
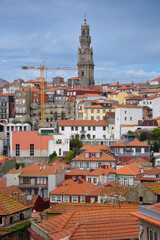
left=77, top=19, right=94, bottom=88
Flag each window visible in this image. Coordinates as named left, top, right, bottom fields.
left=93, top=126, right=95, bottom=131
left=88, top=126, right=91, bottom=131
left=75, top=126, right=78, bottom=131
left=57, top=196, right=62, bottom=202
left=20, top=213, right=24, bottom=220
left=83, top=30, right=85, bottom=36
left=30, top=144, right=34, bottom=156
left=50, top=195, right=56, bottom=202
left=88, top=178, right=92, bottom=183
left=93, top=178, right=97, bottom=184
left=71, top=126, right=74, bottom=131
left=62, top=126, right=64, bottom=131
left=149, top=229, right=158, bottom=240
left=10, top=216, right=13, bottom=224
left=91, top=109, right=94, bottom=113
left=96, top=153, right=100, bottom=158
left=91, top=153, right=95, bottom=158
left=130, top=117, right=132, bottom=121
left=80, top=196, right=85, bottom=203
left=103, top=109, right=106, bottom=113
left=97, top=109, right=100, bottom=113
left=59, top=148, right=61, bottom=155
left=72, top=196, right=78, bottom=202
left=103, top=126, right=106, bottom=131
left=63, top=196, right=69, bottom=202
left=139, top=196, right=143, bottom=202
left=85, top=153, right=89, bottom=158
left=16, top=144, right=20, bottom=156
left=20, top=177, right=23, bottom=184
left=91, top=116, right=94, bottom=120
left=125, top=117, right=127, bottom=121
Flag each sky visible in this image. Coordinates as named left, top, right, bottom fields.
left=0, top=0, right=160, bottom=84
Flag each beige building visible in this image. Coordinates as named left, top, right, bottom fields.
left=108, top=91, right=128, bottom=104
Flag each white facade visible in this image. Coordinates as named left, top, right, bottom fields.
left=59, top=125, right=110, bottom=140
left=48, top=134, right=70, bottom=157
left=114, top=106, right=143, bottom=140
left=6, top=172, right=21, bottom=187
left=139, top=96, right=160, bottom=119
left=0, top=138, right=4, bottom=155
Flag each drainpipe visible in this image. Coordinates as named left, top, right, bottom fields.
left=139, top=224, right=144, bottom=240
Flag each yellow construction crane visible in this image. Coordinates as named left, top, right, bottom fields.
left=21, top=60, right=77, bottom=124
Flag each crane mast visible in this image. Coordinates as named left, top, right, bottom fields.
left=21, top=61, right=77, bottom=125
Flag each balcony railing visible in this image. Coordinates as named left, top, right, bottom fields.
left=114, top=152, right=151, bottom=157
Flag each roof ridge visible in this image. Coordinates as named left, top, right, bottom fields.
left=63, top=210, right=77, bottom=228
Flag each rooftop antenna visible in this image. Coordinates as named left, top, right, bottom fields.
left=84, top=12, right=86, bottom=21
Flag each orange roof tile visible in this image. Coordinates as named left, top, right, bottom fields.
left=115, top=104, right=142, bottom=108
left=19, top=163, right=64, bottom=177
left=58, top=120, right=107, bottom=126
left=50, top=179, right=96, bottom=196
left=0, top=193, right=31, bottom=215
left=85, top=104, right=103, bottom=109
left=126, top=139, right=148, bottom=147
left=127, top=157, right=149, bottom=164
left=111, top=141, right=126, bottom=147
left=150, top=77, right=160, bottom=82
left=131, top=211, right=160, bottom=227
left=73, top=150, right=115, bottom=162
left=116, top=163, right=147, bottom=176
left=65, top=169, right=87, bottom=176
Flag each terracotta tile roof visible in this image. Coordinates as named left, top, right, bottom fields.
left=150, top=77, right=160, bottom=82
left=85, top=104, right=103, bottom=109
left=39, top=207, right=139, bottom=240
left=50, top=179, right=97, bottom=196
left=126, top=139, right=148, bottom=147
left=84, top=146, right=102, bottom=153
left=142, top=166, right=160, bottom=175
left=45, top=202, right=140, bottom=215
left=58, top=120, right=107, bottom=126
left=19, top=162, right=64, bottom=177
left=127, top=157, right=149, bottom=164
left=0, top=178, right=6, bottom=187
left=65, top=169, right=87, bottom=176
left=147, top=202, right=160, bottom=212
left=72, top=150, right=115, bottom=162
left=111, top=141, right=126, bottom=147
left=60, top=179, right=78, bottom=187
left=0, top=193, right=31, bottom=215
left=116, top=163, right=147, bottom=176
left=0, top=185, right=23, bottom=197
left=80, top=144, right=93, bottom=150
left=96, top=145, right=111, bottom=152
left=144, top=182, right=160, bottom=195
left=131, top=211, right=160, bottom=227
left=115, top=104, right=142, bottom=108
left=88, top=182, right=126, bottom=196
left=86, top=166, right=116, bottom=176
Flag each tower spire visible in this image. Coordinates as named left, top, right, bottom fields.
left=77, top=19, right=94, bottom=88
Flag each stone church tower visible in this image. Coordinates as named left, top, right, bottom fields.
left=77, top=19, right=94, bottom=88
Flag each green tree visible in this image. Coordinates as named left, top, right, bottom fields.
left=152, top=128, right=160, bottom=139
left=153, top=142, right=159, bottom=152
left=48, top=151, right=57, bottom=163
left=64, top=151, right=74, bottom=162
left=139, top=132, right=147, bottom=141
left=70, top=134, right=83, bottom=156
left=127, top=130, right=134, bottom=134
left=12, top=119, right=21, bottom=124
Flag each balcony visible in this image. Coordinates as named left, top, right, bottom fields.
left=114, top=152, right=151, bottom=157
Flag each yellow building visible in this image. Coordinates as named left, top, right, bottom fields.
left=108, top=91, right=128, bottom=104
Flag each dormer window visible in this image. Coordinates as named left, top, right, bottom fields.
left=91, top=153, right=95, bottom=158
left=96, top=153, right=100, bottom=158
left=85, top=153, right=89, bottom=158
